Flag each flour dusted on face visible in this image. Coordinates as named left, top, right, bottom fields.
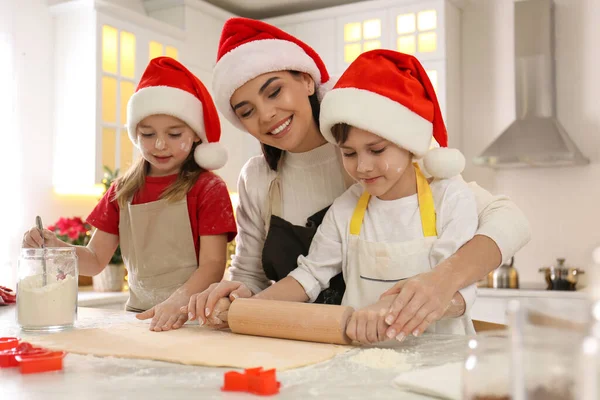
left=348, top=348, right=413, bottom=371
left=17, top=274, right=78, bottom=329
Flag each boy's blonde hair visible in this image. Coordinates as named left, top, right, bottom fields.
left=113, top=141, right=205, bottom=208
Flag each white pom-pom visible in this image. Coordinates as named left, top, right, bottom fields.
left=194, top=142, right=228, bottom=170
left=423, top=147, right=465, bottom=179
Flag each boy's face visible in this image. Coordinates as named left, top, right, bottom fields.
left=340, top=127, right=413, bottom=200
left=137, top=114, right=199, bottom=177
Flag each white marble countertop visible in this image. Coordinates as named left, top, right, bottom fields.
left=0, top=306, right=472, bottom=400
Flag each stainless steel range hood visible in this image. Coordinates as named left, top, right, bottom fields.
left=473, top=0, right=589, bottom=168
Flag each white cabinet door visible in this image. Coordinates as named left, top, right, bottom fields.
left=421, top=59, right=447, bottom=118
left=389, top=0, right=445, bottom=62
left=472, top=294, right=590, bottom=325
left=96, top=13, right=183, bottom=183
left=335, top=9, right=388, bottom=73
left=293, top=19, right=337, bottom=76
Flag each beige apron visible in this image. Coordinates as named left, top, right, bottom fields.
left=119, top=198, right=198, bottom=312
left=342, top=164, right=474, bottom=335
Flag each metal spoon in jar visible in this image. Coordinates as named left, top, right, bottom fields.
left=35, top=216, right=47, bottom=286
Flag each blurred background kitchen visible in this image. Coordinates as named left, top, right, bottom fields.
left=0, top=0, right=598, bottom=322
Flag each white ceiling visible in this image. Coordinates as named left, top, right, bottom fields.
left=190, top=0, right=373, bottom=19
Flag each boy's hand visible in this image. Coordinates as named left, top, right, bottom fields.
left=346, top=296, right=394, bottom=344
left=137, top=298, right=189, bottom=332
left=22, top=227, right=62, bottom=248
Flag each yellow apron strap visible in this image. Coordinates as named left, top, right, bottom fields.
left=350, top=191, right=371, bottom=236
left=415, top=163, right=437, bottom=237
left=349, top=164, right=436, bottom=237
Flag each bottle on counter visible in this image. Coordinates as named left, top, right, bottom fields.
left=17, top=247, right=78, bottom=331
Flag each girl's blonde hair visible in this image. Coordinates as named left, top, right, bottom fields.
left=113, top=141, right=205, bottom=208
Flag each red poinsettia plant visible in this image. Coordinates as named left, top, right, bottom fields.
left=47, top=217, right=92, bottom=246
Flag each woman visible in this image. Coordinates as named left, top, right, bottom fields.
left=187, top=17, right=531, bottom=339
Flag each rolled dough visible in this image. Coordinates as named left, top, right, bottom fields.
left=27, top=322, right=349, bottom=371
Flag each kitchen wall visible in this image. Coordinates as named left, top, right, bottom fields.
left=0, top=0, right=258, bottom=286
left=1, top=0, right=101, bottom=286
left=461, top=0, right=600, bottom=285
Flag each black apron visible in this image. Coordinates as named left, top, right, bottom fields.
left=260, top=168, right=346, bottom=305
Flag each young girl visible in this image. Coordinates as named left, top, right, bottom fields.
left=22, top=57, right=237, bottom=332
left=190, top=49, right=480, bottom=343
left=190, top=18, right=530, bottom=337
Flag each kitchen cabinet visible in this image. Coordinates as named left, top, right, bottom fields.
left=471, top=288, right=590, bottom=325
left=50, top=1, right=185, bottom=195
left=264, top=0, right=462, bottom=148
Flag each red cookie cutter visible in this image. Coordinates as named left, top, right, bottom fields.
left=222, top=367, right=281, bottom=396
left=0, top=338, right=66, bottom=374
left=0, top=286, right=16, bottom=305
left=0, top=337, right=19, bottom=351
left=15, top=351, right=66, bottom=374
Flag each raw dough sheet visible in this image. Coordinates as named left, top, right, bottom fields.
left=27, top=322, right=349, bottom=371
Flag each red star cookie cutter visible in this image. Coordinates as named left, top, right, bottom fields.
left=222, top=367, right=281, bottom=396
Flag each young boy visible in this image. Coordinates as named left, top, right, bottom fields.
left=284, top=49, right=478, bottom=341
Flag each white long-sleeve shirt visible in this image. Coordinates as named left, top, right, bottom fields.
left=229, top=143, right=346, bottom=294
left=229, top=145, right=532, bottom=295
left=288, top=178, right=478, bottom=312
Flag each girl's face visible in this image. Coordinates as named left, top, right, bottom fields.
left=136, top=114, right=198, bottom=177
left=340, top=127, right=414, bottom=200
left=230, top=71, right=323, bottom=153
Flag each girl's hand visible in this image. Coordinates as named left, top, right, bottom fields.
left=179, top=281, right=252, bottom=327
left=22, top=227, right=62, bottom=248
left=136, top=298, right=189, bottom=332
left=346, top=297, right=393, bottom=345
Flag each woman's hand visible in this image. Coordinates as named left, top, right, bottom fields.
left=380, top=270, right=458, bottom=341
left=180, top=281, right=252, bottom=327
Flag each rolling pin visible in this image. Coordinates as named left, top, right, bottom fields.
left=222, top=298, right=354, bottom=345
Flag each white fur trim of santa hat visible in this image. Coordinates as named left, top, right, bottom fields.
left=320, top=87, right=433, bottom=157
left=127, top=86, right=206, bottom=144
left=212, top=39, right=323, bottom=131
left=321, top=87, right=465, bottom=178
left=127, top=85, right=228, bottom=170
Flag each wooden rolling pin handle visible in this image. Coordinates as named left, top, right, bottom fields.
left=227, top=298, right=354, bottom=345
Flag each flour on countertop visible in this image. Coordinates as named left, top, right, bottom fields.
left=348, top=348, right=413, bottom=371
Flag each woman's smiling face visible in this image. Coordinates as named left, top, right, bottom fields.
left=230, top=71, right=320, bottom=153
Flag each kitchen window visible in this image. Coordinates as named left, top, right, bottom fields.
left=101, top=25, right=137, bottom=174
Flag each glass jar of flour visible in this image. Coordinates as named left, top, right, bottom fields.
left=17, top=247, right=78, bottom=331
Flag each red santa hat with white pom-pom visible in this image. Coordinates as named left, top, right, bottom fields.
left=127, top=56, right=227, bottom=170
left=320, top=49, right=465, bottom=179
left=212, top=17, right=335, bottom=131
